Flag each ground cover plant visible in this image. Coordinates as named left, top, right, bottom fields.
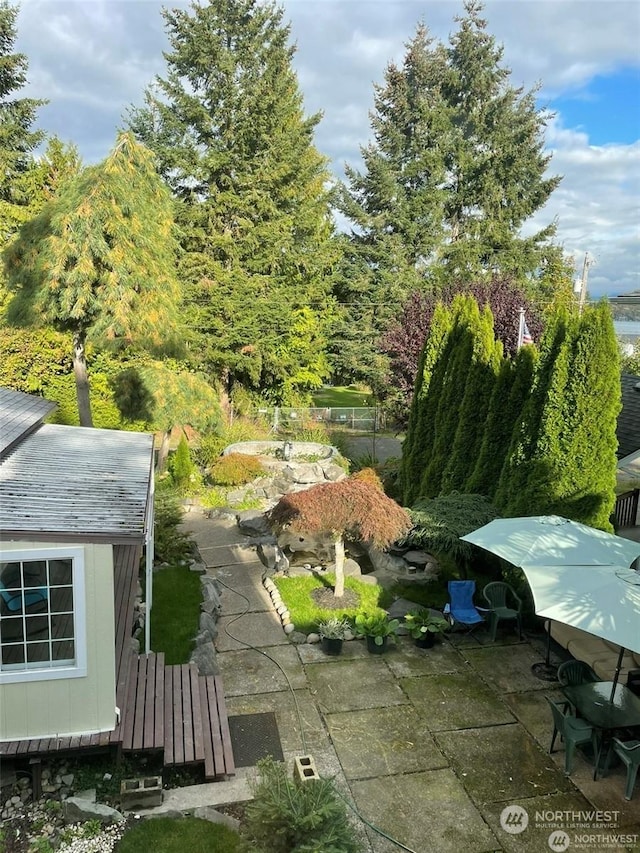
left=115, top=816, right=240, bottom=852
left=272, top=574, right=385, bottom=633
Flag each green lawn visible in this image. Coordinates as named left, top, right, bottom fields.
left=273, top=574, right=385, bottom=632
left=115, top=817, right=240, bottom=852
left=150, top=565, right=202, bottom=663
left=312, top=384, right=373, bottom=408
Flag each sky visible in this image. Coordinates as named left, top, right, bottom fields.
left=14, top=0, right=640, bottom=299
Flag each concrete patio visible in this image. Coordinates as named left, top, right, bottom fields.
left=180, top=511, right=640, bottom=852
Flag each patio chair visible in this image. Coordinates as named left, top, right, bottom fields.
left=602, top=739, right=640, bottom=800
left=545, top=695, right=598, bottom=775
left=557, top=660, right=599, bottom=688
left=482, top=581, right=523, bottom=642
left=443, top=581, right=485, bottom=635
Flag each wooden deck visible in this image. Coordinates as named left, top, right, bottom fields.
left=0, top=544, right=235, bottom=781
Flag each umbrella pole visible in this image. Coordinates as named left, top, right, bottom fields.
left=531, top=619, right=558, bottom=681
left=610, top=647, right=625, bottom=701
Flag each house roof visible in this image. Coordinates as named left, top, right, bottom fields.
left=0, top=388, right=56, bottom=458
left=0, top=388, right=153, bottom=544
left=618, top=373, right=640, bottom=462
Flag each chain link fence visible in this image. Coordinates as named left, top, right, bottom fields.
left=252, top=406, right=386, bottom=433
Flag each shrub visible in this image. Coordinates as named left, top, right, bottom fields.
left=169, top=435, right=194, bottom=490
left=194, top=417, right=272, bottom=467
left=240, top=756, right=362, bottom=852
left=154, top=485, right=193, bottom=564
left=209, top=452, right=265, bottom=486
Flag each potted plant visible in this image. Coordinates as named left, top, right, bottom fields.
left=317, top=616, right=351, bottom=656
left=404, top=609, right=450, bottom=649
left=354, top=612, right=400, bottom=655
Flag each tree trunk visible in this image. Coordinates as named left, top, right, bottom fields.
left=156, top=429, right=171, bottom=473
left=333, top=536, right=345, bottom=598
left=72, top=331, right=93, bottom=427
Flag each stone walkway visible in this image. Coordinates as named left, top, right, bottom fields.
left=175, top=510, right=640, bottom=853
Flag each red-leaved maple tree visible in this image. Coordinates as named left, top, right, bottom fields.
left=267, top=473, right=412, bottom=597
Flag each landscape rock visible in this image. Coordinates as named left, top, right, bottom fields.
left=63, top=798, right=124, bottom=825
left=189, top=642, right=218, bottom=676
left=236, top=510, right=270, bottom=535
left=193, top=805, right=241, bottom=832
left=199, top=612, right=218, bottom=641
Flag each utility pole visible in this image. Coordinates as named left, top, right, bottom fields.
left=577, top=252, right=592, bottom=315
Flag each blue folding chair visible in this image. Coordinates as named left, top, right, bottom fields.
left=444, top=581, right=485, bottom=635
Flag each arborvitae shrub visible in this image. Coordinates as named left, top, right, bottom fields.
left=169, top=435, right=194, bottom=489
left=209, top=453, right=265, bottom=486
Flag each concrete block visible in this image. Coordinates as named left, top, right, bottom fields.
left=120, top=776, right=163, bottom=811
left=293, top=755, right=320, bottom=784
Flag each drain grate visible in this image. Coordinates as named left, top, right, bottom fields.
left=228, top=711, right=284, bottom=767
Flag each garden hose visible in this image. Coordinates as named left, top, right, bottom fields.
left=215, top=576, right=419, bottom=853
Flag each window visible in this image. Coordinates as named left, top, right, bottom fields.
left=0, top=548, right=86, bottom=683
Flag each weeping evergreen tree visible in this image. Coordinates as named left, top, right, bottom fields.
left=127, top=0, right=338, bottom=403
left=465, top=344, right=537, bottom=499
left=111, top=360, right=223, bottom=472
left=400, top=301, right=453, bottom=505
left=497, top=303, right=620, bottom=529
left=3, top=132, right=182, bottom=426
left=440, top=303, right=502, bottom=494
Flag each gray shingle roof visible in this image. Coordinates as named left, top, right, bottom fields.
left=617, top=373, right=640, bottom=461
left=0, top=388, right=56, bottom=458
left=0, top=404, right=153, bottom=543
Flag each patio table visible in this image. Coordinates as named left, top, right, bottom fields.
left=562, top=681, right=640, bottom=777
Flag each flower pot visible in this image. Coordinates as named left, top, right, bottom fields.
left=321, top=637, right=343, bottom=656
left=366, top=635, right=387, bottom=654
left=415, top=632, right=436, bottom=649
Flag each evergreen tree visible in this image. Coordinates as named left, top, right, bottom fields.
left=3, top=132, right=181, bottom=427
left=494, top=308, right=570, bottom=512
left=400, top=300, right=453, bottom=505
left=337, top=1, right=559, bottom=375
left=0, top=0, right=46, bottom=242
left=465, top=343, right=537, bottom=499
left=127, top=0, right=338, bottom=403
left=419, top=295, right=482, bottom=499
left=498, top=303, right=620, bottom=529
left=440, top=303, right=502, bottom=494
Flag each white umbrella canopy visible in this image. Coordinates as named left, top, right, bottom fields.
left=460, top=515, right=640, bottom=569
left=521, top=564, right=640, bottom=655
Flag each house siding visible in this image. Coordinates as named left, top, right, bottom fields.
left=0, top=541, right=116, bottom=741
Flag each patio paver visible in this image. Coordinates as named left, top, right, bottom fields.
left=215, top=646, right=307, bottom=695
left=215, top=611, right=290, bottom=650
left=463, top=643, right=556, bottom=693
left=401, top=670, right=516, bottom=731
left=435, top=723, right=574, bottom=805
left=304, top=657, right=408, bottom=714
left=324, top=705, right=447, bottom=779
left=383, top=638, right=464, bottom=677
left=350, top=769, right=500, bottom=853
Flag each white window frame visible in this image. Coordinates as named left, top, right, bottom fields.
left=0, top=546, right=87, bottom=684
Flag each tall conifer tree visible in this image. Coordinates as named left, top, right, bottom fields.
left=128, top=0, right=337, bottom=402
left=336, top=0, right=560, bottom=379
left=0, top=0, right=46, bottom=242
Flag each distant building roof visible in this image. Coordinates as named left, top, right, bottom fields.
left=618, top=373, right=640, bottom=461
left=0, top=388, right=153, bottom=544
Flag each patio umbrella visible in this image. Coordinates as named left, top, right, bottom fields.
left=460, top=515, right=640, bottom=569
left=521, top=563, right=640, bottom=700
left=461, top=515, right=640, bottom=692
